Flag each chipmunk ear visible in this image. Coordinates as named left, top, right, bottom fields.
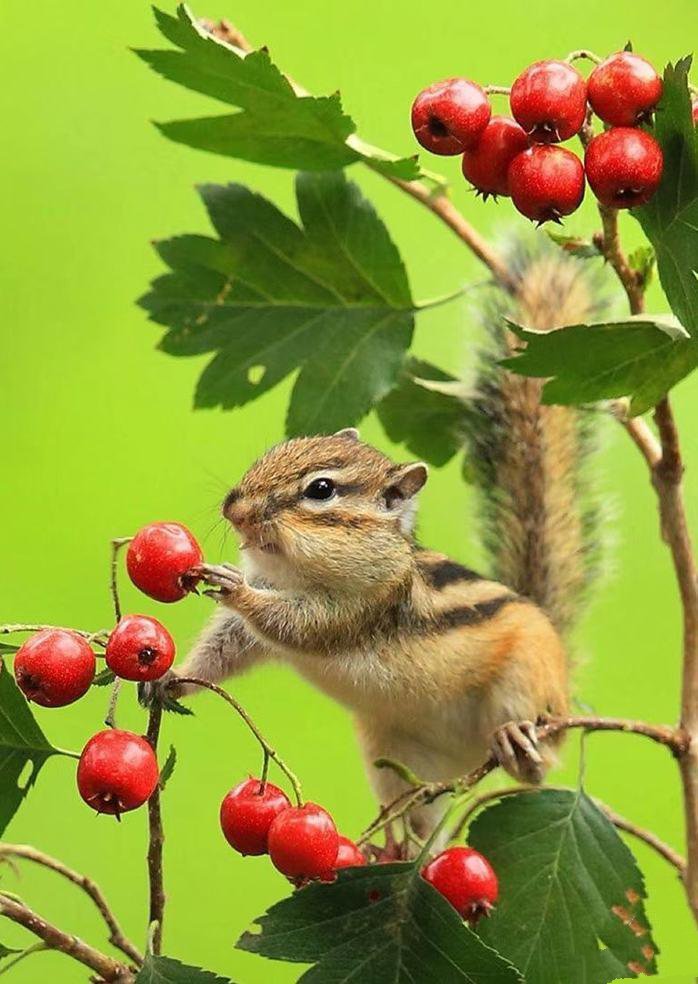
left=385, top=463, right=428, bottom=532
left=334, top=427, right=360, bottom=441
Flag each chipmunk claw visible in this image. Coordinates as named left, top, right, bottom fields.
left=197, top=563, right=244, bottom=599
left=492, top=720, right=544, bottom=784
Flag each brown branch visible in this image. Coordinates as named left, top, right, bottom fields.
left=0, top=844, right=142, bottom=965
left=110, top=538, right=132, bottom=623
left=597, top=205, right=645, bottom=315
left=0, top=894, right=135, bottom=982
left=174, top=677, right=303, bottom=805
left=146, top=704, right=165, bottom=956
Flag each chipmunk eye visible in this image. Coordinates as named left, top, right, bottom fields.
left=303, top=478, right=336, bottom=501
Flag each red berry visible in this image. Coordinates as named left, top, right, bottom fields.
left=411, top=79, right=491, bottom=155
left=692, top=98, right=698, bottom=125
left=126, top=522, right=203, bottom=603
left=14, top=629, right=95, bottom=707
left=587, top=52, right=662, bottom=126
left=220, top=778, right=291, bottom=856
left=510, top=60, right=587, bottom=143
left=508, top=145, right=585, bottom=223
left=105, top=615, right=175, bottom=682
left=77, top=729, right=159, bottom=817
left=267, top=803, right=339, bottom=880
left=422, top=846, right=498, bottom=925
left=585, top=127, right=663, bottom=208
left=334, top=835, right=366, bottom=870
left=461, top=115, right=529, bottom=198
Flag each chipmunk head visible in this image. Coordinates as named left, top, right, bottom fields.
left=222, top=430, right=427, bottom=591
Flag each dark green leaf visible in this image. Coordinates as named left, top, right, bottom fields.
left=238, top=861, right=523, bottom=983
left=502, top=316, right=697, bottom=415
left=0, top=660, right=70, bottom=836
left=136, top=954, right=235, bottom=983
left=140, top=171, right=415, bottom=433
left=546, top=230, right=602, bottom=259
left=92, top=667, right=116, bottom=687
left=159, top=745, right=177, bottom=790
left=470, top=789, right=658, bottom=984
left=377, top=359, right=465, bottom=465
left=635, top=58, right=698, bottom=335
left=0, top=644, right=18, bottom=655
left=136, top=5, right=421, bottom=178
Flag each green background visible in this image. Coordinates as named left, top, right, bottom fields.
left=1, top=0, right=697, bottom=979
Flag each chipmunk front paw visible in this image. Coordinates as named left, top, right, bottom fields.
left=197, top=563, right=245, bottom=602
left=492, top=720, right=544, bottom=784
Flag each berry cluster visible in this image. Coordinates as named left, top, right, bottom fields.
left=411, top=52, right=669, bottom=223
left=11, top=521, right=499, bottom=918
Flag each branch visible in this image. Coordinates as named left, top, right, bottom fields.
left=146, top=704, right=165, bottom=956
left=110, top=538, right=132, bottom=623
left=0, top=624, right=109, bottom=646
left=0, top=844, right=142, bottom=965
left=596, top=802, right=687, bottom=876
left=0, top=893, right=135, bottom=982
left=174, top=677, right=303, bottom=805
left=596, top=205, right=645, bottom=315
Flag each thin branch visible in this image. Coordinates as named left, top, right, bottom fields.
left=596, top=802, right=687, bottom=875
left=0, top=624, right=109, bottom=646
left=449, top=786, right=529, bottom=841
left=0, top=893, right=135, bottom=982
left=597, top=205, right=645, bottom=314
left=110, top=538, right=132, bottom=624
left=0, top=844, right=142, bottom=965
left=146, top=704, right=165, bottom=956
left=174, top=677, right=303, bottom=805
left=566, top=49, right=602, bottom=64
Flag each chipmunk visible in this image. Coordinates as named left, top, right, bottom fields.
left=166, top=235, right=604, bottom=843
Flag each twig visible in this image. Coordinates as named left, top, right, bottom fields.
left=596, top=205, right=645, bottom=314
left=110, top=538, right=132, bottom=624
left=449, top=786, right=529, bottom=841
left=0, top=893, right=135, bottom=982
left=146, top=704, right=165, bottom=955
left=0, top=624, right=109, bottom=645
left=174, top=677, right=303, bottom=805
left=596, top=802, right=687, bottom=875
left=0, top=844, right=142, bottom=965
left=104, top=679, right=122, bottom=730
left=566, top=49, right=602, bottom=64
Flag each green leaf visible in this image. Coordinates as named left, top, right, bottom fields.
left=502, top=316, right=697, bottom=415
left=546, top=230, right=602, bottom=259
left=237, top=862, right=523, bottom=983
left=0, top=661, right=70, bottom=836
left=136, top=5, right=421, bottom=178
left=635, top=58, right=698, bottom=335
left=0, top=645, right=18, bottom=656
left=136, top=954, right=235, bottom=983
left=377, top=359, right=465, bottom=465
left=469, top=789, right=658, bottom=984
left=159, top=745, right=177, bottom=790
left=140, top=171, right=415, bottom=434
left=92, top=667, right=116, bottom=687
left=0, top=943, right=20, bottom=960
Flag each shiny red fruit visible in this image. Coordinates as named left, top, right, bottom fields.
left=268, top=803, right=339, bottom=880
left=510, top=60, right=587, bottom=143
left=220, top=778, right=291, bottom=856
left=334, top=835, right=367, bottom=870
left=105, top=615, right=175, bottom=682
left=77, top=729, right=159, bottom=817
left=14, top=629, right=95, bottom=707
left=126, top=522, right=203, bottom=603
left=585, top=127, right=663, bottom=208
left=422, top=846, right=498, bottom=925
left=691, top=98, right=698, bottom=124
left=411, top=79, right=491, bottom=155
left=509, top=145, right=585, bottom=223
left=587, top=52, right=662, bottom=126
left=461, top=115, right=529, bottom=198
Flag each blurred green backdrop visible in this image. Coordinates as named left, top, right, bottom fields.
left=2, top=0, right=698, bottom=980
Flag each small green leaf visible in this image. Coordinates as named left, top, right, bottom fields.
left=502, top=316, right=697, bottom=415
left=136, top=954, right=235, bottom=983
left=628, top=245, right=656, bottom=289
left=136, top=5, right=422, bottom=178
left=159, top=745, right=177, bottom=790
left=377, top=359, right=465, bottom=465
left=92, top=668, right=116, bottom=687
left=141, top=171, right=416, bottom=433
left=470, top=789, right=658, bottom=984
left=546, top=230, right=602, bottom=259
left=238, top=862, right=523, bottom=983
left=0, top=943, right=20, bottom=960
left=635, top=58, right=698, bottom=335
left=0, top=661, right=71, bottom=836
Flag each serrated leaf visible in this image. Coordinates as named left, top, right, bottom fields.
left=502, top=316, right=697, bottom=415
left=0, top=661, right=70, bottom=836
left=470, top=789, right=658, bottom=984
left=92, top=667, right=116, bottom=687
left=546, top=230, right=602, bottom=259
left=159, top=745, right=177, bottom=790
left=377, top=358, right=465, bottom=465
left=136, top=953, right=235, bottom=983
left=237, top=862, right=523, bottom=983
left=140, top=171, right=415, bottom=433
left=136, top=5, right=421, bottom=178
left=635, top=58, right=698, bottom=335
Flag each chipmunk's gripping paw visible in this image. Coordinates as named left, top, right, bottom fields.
left=197, top=563, right=244, bottom=600
left=492, top=720, right=544, bottom=784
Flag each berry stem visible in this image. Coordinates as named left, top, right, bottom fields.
left=565, top=49, right=602, bottom=65
left=110, top=537, right=133, bottom=623
left=0, top=843, right=143, bottom=965
left=174, top=677, right=303, bottom=806
left=104, top=678, right=122, bottom=730
left=146, top=703, right=165, bottom=956
left=482, top=84, right=511, bottom=95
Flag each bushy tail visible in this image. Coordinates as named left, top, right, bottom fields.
left=463, top=234, right=608, bottom=638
